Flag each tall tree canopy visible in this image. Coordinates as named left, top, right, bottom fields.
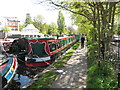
left=57, top=10, right=65, bottom=35
left=36, top=0, right=120, bottom=61
left=47, top=22, right=58, bottom=35
left=33, top=14, right=45, bottom=33
left=25, top=13, right=32, bottom=26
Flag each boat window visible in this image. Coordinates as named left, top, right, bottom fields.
left=30, top=35, right=33, bottom=37
left=56, top=41, right=61, bottom=49
left=26, top=35, right=29, bottom=37
left=49, top=41, right=57, bottom=52
left=37, top=35, right=40, bottom=37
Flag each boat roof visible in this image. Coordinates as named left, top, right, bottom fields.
left=27, top=37, right=55, bottom=40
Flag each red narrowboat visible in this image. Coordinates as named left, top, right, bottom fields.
left=9, top=35, right=79, bottom=67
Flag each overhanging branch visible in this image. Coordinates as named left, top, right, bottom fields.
left=50, top=1, right=91, bottom=20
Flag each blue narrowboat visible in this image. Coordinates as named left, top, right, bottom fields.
left=0, top=42, right=18, bottom=88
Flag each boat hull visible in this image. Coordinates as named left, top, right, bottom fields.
left=25, top=59, right=51, bottom=67
left=1, top=56, right=18, bottom=88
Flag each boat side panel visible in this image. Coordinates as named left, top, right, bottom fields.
left=47, top=36, right=76, bottom=55
left=4, top=57, right=17, bottom=83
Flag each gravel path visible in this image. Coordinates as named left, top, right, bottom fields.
left=51, top=45, right=88, bottom=88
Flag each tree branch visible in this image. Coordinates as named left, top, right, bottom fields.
left=50, top=1, right=91, bottom=20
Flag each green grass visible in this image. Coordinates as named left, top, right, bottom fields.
left=29, top=71, right=59, bottom=89
left=29, top=41, right=80, bottom=89
left=53, top=49, right=75, bottom=68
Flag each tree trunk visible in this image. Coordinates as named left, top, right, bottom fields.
left=97, top=3, right=101, bottom=66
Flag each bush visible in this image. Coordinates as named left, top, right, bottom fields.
left=87, top=42, right=118, bottom=88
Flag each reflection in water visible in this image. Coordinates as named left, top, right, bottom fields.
left=8, top=64, right=45, bottom=89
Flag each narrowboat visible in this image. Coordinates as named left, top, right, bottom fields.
left=0, top=42, right=18, bottom=88
left=9, top=35, right=80, bottom=67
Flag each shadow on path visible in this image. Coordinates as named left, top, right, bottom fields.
left=51, top=45, right=87, bottom=88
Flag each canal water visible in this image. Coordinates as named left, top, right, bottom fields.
left=7, top=64, right=46, bottom=89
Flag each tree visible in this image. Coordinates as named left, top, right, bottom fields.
left=36, top=0, right=119, bottom=59
left=49, top=1, right=119, bottom=60
left=67, top=26, right=74, bottom=34
left=57, top=10, right=65, bottom=35
left=71, top=15, right=93, bottom=36
left=25, top=13, right=32, bottom=26
left=34, top=14, right=45, bottom=24
left=2, top=25, right=10, bottom=31
left=47, top=22, right=58, bottom=35
left=41, top=23, right=49, bottom=34
left=19, top=24, right=25, bottom=31
left=33, top=14, right=45, bottom=33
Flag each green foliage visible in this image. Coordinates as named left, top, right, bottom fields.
left=87, top=61, right=117, bottom=88
left=19, top=24, right=25, bottom=31
left=2, top=25, right=10, bottom=31
left=32, top=15, right=58, bottom=34
left=71, top=15, right=93, bottom=36
left=87, top=42, right=118, bottom=88
left=63, top=29, right=70, bottom=34
left=52, top=1, right=118, bottom=62
left=40, top=24, right=49, bottom=34
left=25, top=13, right=32, bottom=26
left=32, top=15, right=46, bottom=33
left=57, top=10, right=65, bottom=35
left=47, top=22, right=58, bottom=35
left=34, top=15, right=45, bottom=24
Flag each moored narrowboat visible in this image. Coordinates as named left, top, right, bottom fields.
left=0, top=43, right=18, bottom=88
left=9, top=35, right=80, bottom=67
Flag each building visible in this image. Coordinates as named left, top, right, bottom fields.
left=7, top=24, right=44, bottom=38
left=0, top=16, right=20, bottom=31
left=4, top=17, right=20, bottom=31
left=0, top=17, right=20, bottom=40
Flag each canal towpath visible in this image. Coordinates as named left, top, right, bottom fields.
left=51, top=44, right=88, bottom=88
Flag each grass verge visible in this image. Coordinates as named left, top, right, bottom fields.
left=87, top=42, right=118, bottom=88
left=29, top=41, right=80, bottom=89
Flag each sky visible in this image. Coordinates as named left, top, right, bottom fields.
left=0, top=0, right=72, bottom=26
